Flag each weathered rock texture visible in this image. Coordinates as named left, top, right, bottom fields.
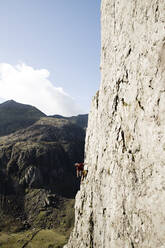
left=65, top=0, right=165, bottom=247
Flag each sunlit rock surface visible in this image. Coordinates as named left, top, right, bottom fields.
left=65, top=0, right=165, bottom=247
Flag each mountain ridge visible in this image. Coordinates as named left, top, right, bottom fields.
left=0, top=100, right=46, bottom=136
left=0, top=100, right=88, bottom=136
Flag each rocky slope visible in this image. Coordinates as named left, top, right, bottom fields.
left=0, top=109, right=86, bottom=241
left=65, top=0, right=165, bottom=247
left=52, top=114, right=88, bottom=129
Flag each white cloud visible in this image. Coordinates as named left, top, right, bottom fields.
left=0, top=63, right=83, bottom=116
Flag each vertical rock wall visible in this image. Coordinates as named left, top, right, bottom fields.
left=65, top=0, right=165, bottom=247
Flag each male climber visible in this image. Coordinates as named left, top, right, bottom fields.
left=74, top=162, right=88, bottom=179
left=74, top=162, right=84, bottom=177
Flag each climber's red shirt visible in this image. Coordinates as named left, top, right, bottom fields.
left=75, top=163, right=84, bottom=171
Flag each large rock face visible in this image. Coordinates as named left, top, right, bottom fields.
left=65, top=0, right=165, bottom=247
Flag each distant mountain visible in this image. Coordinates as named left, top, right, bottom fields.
left=0, top=100, right=46, bottom=136
left=51, top=114, right=88, bottom=129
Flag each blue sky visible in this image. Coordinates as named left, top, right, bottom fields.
left=0, top=0, right=101, bottom=116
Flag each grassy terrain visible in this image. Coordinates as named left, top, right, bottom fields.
left=0, top=199, right=75, bottom=247
left=0, top=229, right=67, bottom=248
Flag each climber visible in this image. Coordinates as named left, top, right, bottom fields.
left=74, top=162, right=88, bottom=180
left=74, top=162, right=84, bottom=177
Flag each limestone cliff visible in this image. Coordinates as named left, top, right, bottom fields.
left=65, top=0, right=165, bottom=247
